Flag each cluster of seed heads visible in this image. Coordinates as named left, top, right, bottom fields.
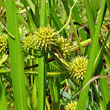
left=22, top=27, right=72, bottom=58
left=69, top=56, right=88, bottom=81
left=65, top=101, right=77, bottom=110
left=0, top=34, right=8, bottom=54
left=56, top=37, right=72, bottom=58
left=22, top=27, right=58, bottom=53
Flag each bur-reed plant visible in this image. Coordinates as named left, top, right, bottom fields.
left=0, top=0, right=110, bottom=110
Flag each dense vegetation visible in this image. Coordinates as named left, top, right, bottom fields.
left=0, top=0, right=110, bottom=110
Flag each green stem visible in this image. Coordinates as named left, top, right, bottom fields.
left=38, top=52, right=47, bottom=110
left=38, top=0, right=47, bottom=109
left=53, top=76, right=60, bottom=110
left=70, top=19, right=84, bottom=54
left=48, top=78, right=54, bottom=110
left=0, top=70, right=64, bottom=76
left=33, top=58, right=38, bottom=109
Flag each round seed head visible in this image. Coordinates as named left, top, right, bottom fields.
left=0, top=34, right=8, bottom=54
left=22, top=34, right=37, bottom=54
left=65, top=101, right=77, bottom=110
left=69, top=56, right=88, bottom=81
left=34, top=27, right=57, bottom=51
left=56, top=37, right=72, bottom=58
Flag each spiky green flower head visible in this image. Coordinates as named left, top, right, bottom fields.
left=65, top=101, right=77, bottom=110
left=55, top=37, right=72, bottom=58
left=0, top=34, right=8, bottom=54
left=34, top=27, right=57, bottom=51
left=69, top=56, right=88, bottom=81
left=22, top=34, right=37, bottom=55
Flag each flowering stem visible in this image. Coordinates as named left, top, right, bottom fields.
left=38, top=0, right=47, bottom=110
left=58, top=0, right=78, bottom=34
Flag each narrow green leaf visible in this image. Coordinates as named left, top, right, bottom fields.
left=53, top=76, right=60, bottom=110
left=27, top=0, right=35, bottom=14
left=76, top=0, right=107, bottom=110
left=94, top=30, right=110, bottom=71
left=50, top=8, right=62, bottom=30
left=17, top=14, right=31, bottom=31
left=50, top=8, right=67, bottom=37
left=82, top=1, right=110, bottom=109
left=107, top=0, right=110, bottom=12
left=92, top=0, right=100, bottom=21
left=61, top=0, right=69, bottom=16
left=21, top=0, right=36, bottom=30
left=69, top=0, right=87, bottom=40
left=84, top=0, right=95, bottom=38
left=6, top=0, right=28, bottom=109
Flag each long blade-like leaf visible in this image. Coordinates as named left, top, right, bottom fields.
left=6, top=0, right=28, bottom=109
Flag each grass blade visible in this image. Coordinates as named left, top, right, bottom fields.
left=21, top=0, right=36, bottom=30
left=6, top=0, right=28, bottom=109
left=53, top=76, right=60, bottom=110
left=76, top=0, right=107, bottom=110
left=69, top=0, right=87, bottom=40
left=27, top=0, right=35, bottom=14
left=84, top=0, right=95, bottom=38
left=94, top=30, right=110, bottom=71
left=107, top=0, right=110, bottom=12
left=50, top=8, right=67, bottom=37
left=92, top=0, right=100, bottom=21
left=61, top=0, right=69, bottom=16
